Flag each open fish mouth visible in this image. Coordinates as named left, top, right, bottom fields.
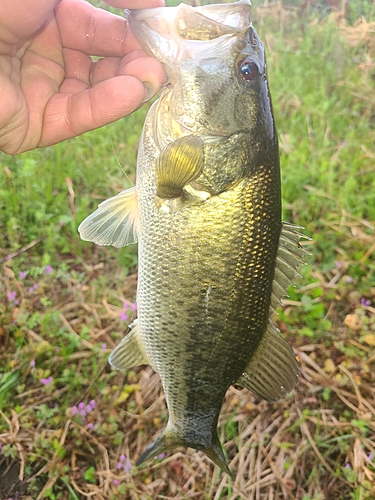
left=126, top=0, right=252, bottom=65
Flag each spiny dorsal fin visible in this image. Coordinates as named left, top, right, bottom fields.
left=78, top=187, right=139, bottom=248
left=156, top=135, right=204, bottom=199
left=236, top=320, right=299, bottom=402
left=270, top=222, right=311, bottom=314
left=109, top=320, right=149, bottom=370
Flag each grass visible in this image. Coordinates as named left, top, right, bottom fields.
left=1, top=1, right=375, bottom=499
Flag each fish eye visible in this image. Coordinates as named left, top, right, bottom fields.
left=237, top=58, right=259, bottom=81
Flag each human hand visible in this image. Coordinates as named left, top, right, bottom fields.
left=0, top=0, right=165, bottom=155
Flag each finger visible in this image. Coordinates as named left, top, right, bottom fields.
left=103, top=0, right=164, bottom=7
left=0, top=0, right=60, bottom=50
left=55, top=0, right=142, bottom=57
left=88, top=50, right=147, bottom=84
left=59, top=48, right=92, bottom=93
left=90, top=54, right=165, bottom=91
left=40, top=76, right=147, bottom=147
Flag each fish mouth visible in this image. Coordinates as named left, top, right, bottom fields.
left=127, top=0, right=252, bottom=72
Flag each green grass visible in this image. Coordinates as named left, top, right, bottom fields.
left=1, top=2, right=375, bottom=499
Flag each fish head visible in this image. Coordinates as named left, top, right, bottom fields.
left=128, top=0, right=275, bottom=147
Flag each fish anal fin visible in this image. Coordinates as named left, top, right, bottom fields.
left=236, top=320, right=299, bottom=402
left=156, top=135, right=204, bottom=199
left=109, top=320, right=149, bottom=370
left=271, top=222, right=311, bottom=311
left=78, top=186, right=139, bottom=248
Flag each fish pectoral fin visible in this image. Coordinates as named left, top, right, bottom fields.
left=270, top=222, right=311, bottom=314
left=236, top=320, right=299, bottom=402
left=156, top=135, right=204, bottom=199
left=109, top=320, right=149, bottom=370
left=78, top=186, right=139, bottom=248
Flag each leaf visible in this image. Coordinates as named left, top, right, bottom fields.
left=324, top=359, right=336, bottom=373
left=84, top=466, right=96, bottom=484
left=344, top=314, right=363, bottom=330
left=362, top=334, right=375, bottom=346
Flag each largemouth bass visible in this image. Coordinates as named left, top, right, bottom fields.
left=79, top=0, right=307, bottom=475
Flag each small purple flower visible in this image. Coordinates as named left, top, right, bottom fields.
left=101, top=343, right=107, bottom=351
left=345, top=463, right=351, bottom=468
left=131, top=302, right=137, bottom=311
left=119, top=310, right=128, bottom=321
left=89, top=400, right=96, bottom=409
left=41, top=376, right=53, bottom=386
left=71, top=406, right=78, bottom=416
left=368, top=452, right=373, bottom=461
left=117, top=454, right=132, bottom=472
left=0, top=444, right=3, bottom=451
left=30, top=360, right=36, bottom=368
left=44, top=265, right=53, bottom=275
left=18, top=271, right=27, bottom=279
left=87, top=423, right=94, bottom=430
left=360, top=298, right=371, bottom=307
left=80, top=410, right=86, bottom=417
left=157, top=453, right=165, bottom=459
left=85, top=405, right=92, bottom=413
left=113, top=479, right=119, bottom=486
left=7, top=291, right=16, bottom=301
left=335, top=261, right=344, bottom=269
left=346, top=277, right=354, bottom=283
left=14, top=300, right=19, bottom=306
left=78, top=402, right=85, bottom=410
left=28, top=283, right=38, bottom=292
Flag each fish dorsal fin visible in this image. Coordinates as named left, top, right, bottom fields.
left=236, top=320, right=299, bottom=402
left=156, top=135, right=204, bottom=199
left=78, top=187, right=139, bottom=248
left=109, top=320, right=149, bottom=370
left=270, top=222, right=311, bottom=315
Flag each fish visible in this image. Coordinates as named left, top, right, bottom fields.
left=78, top=0, right=308, bottom=475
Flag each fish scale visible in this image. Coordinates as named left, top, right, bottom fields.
left=78, top=0, right=308, bottom=475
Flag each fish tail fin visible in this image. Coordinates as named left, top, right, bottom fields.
left=203, top=435, right=232, bottom=477
left=136, top=422, right=232, bottom=476
left=135, top=424, right=181, bottom=467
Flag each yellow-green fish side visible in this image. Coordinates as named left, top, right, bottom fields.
left=134, top=106, right=281, bottom=463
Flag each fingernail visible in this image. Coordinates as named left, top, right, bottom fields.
left=161, top=63, right=174, bottom=85
left=141, top=82, right=157, bottom=103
